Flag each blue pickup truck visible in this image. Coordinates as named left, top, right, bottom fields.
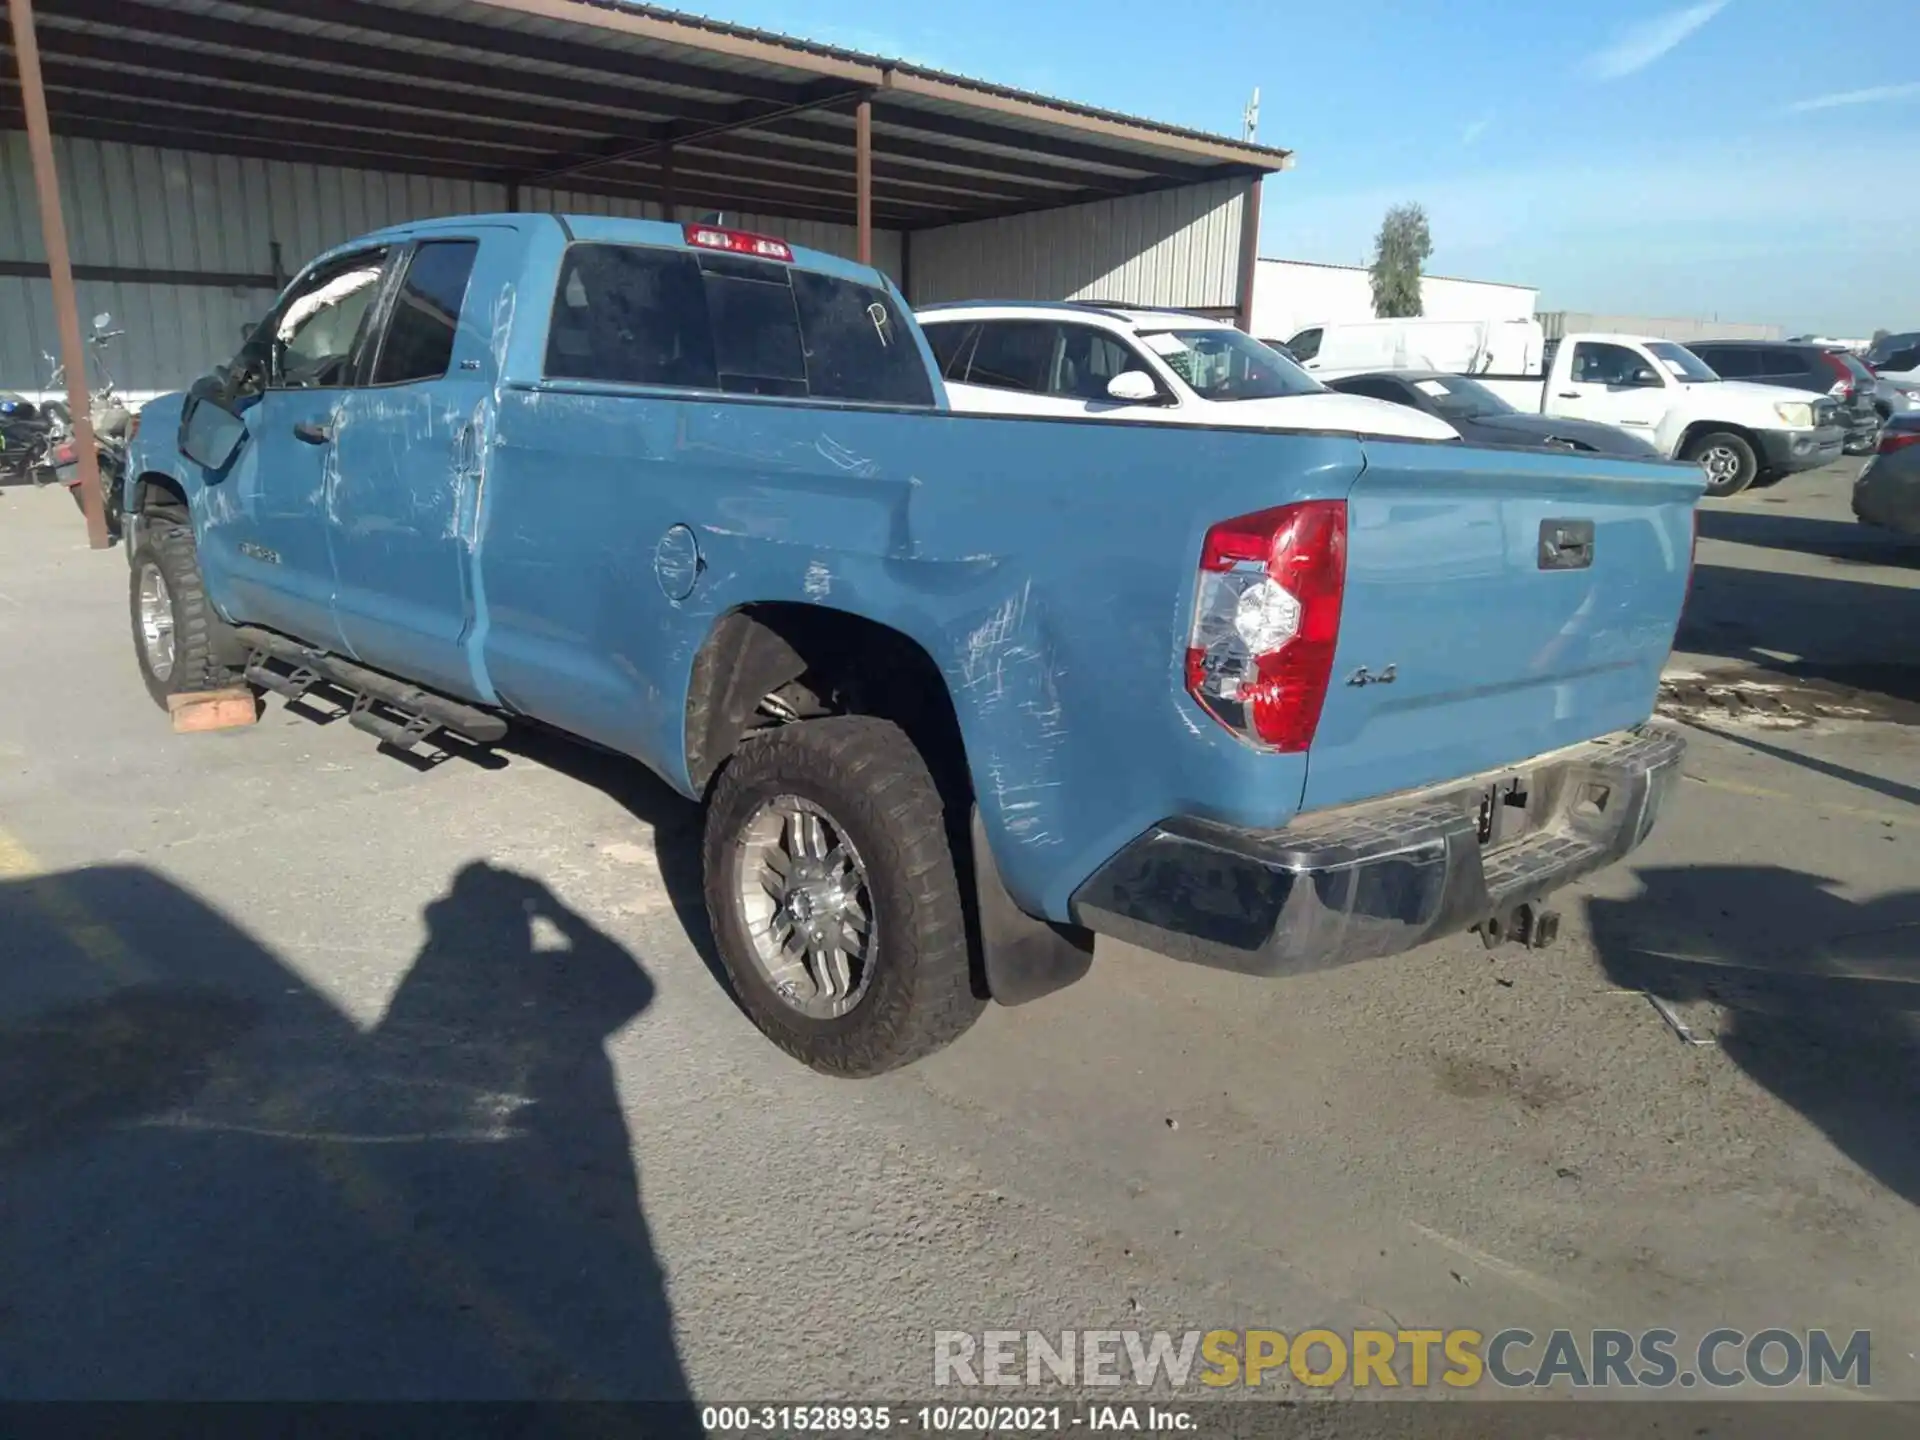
left=123, top=214, right=1700, bottom=1076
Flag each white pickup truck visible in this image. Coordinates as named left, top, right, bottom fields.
left=1467, top=332, right=1845, bottom=496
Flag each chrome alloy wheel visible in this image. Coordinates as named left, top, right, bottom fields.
left=137, top=563, right=176, bottom=681
left=1701, top=444, right=1743, bottom=488
left=733, top=795, right=876, bottom=1019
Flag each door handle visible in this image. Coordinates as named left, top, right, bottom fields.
left=293, top=420, right=333, bottom=445
left=1556, top=391, right=1580, bottom=399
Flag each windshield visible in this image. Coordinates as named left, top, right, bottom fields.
left=1140, top=329, right=1321, bottom=401
left=1647, top=342, right=1720, bottom=383
left=1403, top=375, right=1515, bottom=420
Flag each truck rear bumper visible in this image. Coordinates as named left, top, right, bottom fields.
left=1069, top=724, right=1685, bottom=976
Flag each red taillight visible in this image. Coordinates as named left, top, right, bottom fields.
left=52, top=440, right=76, bottom=466
left=1818, top=351, right=1854, bottom=397
left=683, top=222, right=793, bottom=262
left=1185, top=500, right=1347, bottom=753
left=1881, top=429, right=1920, bottom=454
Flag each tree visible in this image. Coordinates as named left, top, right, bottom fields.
left=1370, top=203, right=1432, bottom=319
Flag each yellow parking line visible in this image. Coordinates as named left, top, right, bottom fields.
left=1682, top=773, right=1913, bottom=828
left=0, top=827, right=149, bottom=985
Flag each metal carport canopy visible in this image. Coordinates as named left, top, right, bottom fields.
left=0, top=0, right=1292, bottom=237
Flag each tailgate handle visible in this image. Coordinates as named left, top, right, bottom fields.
left=1538, top=519, right=1595, bottom=570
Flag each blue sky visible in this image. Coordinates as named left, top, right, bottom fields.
left=684, top=0, right=1917, bottom=336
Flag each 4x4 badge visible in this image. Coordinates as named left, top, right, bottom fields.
left=1347, top=665, right=1396, bottom=687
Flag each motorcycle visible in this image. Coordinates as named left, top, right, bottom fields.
left=0, top=390, right=62, bottom=488
left=44, top=313, right=134, bottom=536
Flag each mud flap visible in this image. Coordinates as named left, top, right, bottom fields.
left=971, top=807, right=1094, bottom=1006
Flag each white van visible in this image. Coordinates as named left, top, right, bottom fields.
left=1276, top=317, right=1545, bottom=378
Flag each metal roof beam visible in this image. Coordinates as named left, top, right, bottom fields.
left=681, top=132, right=1068, bottom=204
left=34, top=0, right=735, bottom=128
left=1, top=81, right=549, bottom=171
left=768, top=115, right=1139, bottom=191
left=0, top=102, right=934, bottom=227
left=6, top=36, right=642, bottom=137
left=25, top=58, right=606, bottom=147
left=869, top=101, right=1211, bottom=182
left=519, top=78, right=872, bottom=188
left=585, top=145, right=974, bottom=218
left=210, top=0, right=810, bottom=106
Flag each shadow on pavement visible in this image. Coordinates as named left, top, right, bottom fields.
left=1696, top=506, right=1920, bottom=567
left=0, top=861, right=700, bottom=1418
left=502, top=725, right=724, bottom=997
left=1588, top=865, right=1920, bottom=1207
left=1676, top=560, right=1920, bottom=708
left=1681, top=719, right=1920, bottom=809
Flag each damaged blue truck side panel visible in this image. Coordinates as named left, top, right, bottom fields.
left=129, top=213, right=1698, bottom=951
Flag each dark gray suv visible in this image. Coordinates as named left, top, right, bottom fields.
left=1686, top=341, right=1882, bottom=454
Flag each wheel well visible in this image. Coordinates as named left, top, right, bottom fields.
left=132, top=472, right=190, bottom=522
left=684, top=604, right=970, bottom=810
left=1677, top=421, right=1758, bottom=460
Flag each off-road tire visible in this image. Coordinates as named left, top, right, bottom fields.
left=1684, top=430, right=1758, bottom=497
left=702, top=715, right=984, bottom=1076
left=130, top=521, right=241, bottom=708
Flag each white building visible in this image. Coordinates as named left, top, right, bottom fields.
left=1248, top=257, right=1537, bottom=348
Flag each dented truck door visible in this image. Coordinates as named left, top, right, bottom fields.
left=327, top=229, right=517, bottom=702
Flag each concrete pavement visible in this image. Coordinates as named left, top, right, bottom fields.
left=0, top=463, right=1914, bottom=1413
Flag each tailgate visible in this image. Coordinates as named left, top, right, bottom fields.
left=1299, top=441, right=1699, bottom=812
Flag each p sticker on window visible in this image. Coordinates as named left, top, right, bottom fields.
left=1141, top=333, right=1189, bottom=356
left=1415, top=379, right=1450, bottom=397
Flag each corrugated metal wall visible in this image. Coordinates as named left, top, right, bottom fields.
left=1, top=134, right=902, bottom=402
left=907, top=179, right=1250, bottom=312
left=1537, top=311, right=1783, bottom=344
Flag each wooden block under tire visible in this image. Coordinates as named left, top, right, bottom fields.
left=167, top=688, right=259, bottom=733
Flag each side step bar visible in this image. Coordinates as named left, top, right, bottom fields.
left=233, top=626, right=508, bottom=750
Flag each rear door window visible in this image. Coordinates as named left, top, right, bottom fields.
left=1694, top=347, right=1751, bottom=378
left=371, top=240, right=479, bottom=385
left=921, top=322, right=977, bottom=380
left=544, top=242, right=933, bottom=407
left=1760, top=347, right=1815, bottom=380
left=1570, top=342, right=1648, bottom=385
left=963, top=322, right=1058, bottom=393
left=1285, top=328, right=1323, bottom=362
left=1052, top=324, right=1157, bottom=401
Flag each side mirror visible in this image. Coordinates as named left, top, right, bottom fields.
left=92, top=312, right=111, bottom=331
left=1624, top=367, right=1663, bottom=388
left=1106, top=371, right=1161, bottom=404
left=240, top=321, right=257, bottom=343
left=178, top=377, right=249, bottom=473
